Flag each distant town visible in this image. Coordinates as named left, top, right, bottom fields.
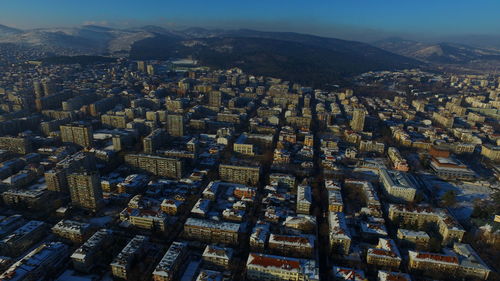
left=0, top=56, right=498, bottom=281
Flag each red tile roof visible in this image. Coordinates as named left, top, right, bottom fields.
left=248, top=253, right=300, bottom=270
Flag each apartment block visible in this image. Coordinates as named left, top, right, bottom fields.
left=110, top=235, right=149, bottom=280
left=60, top=122, right=93, bottom=147
left=219, top=164, right=260, bottom=186
left=379, top=169, right=417, bottom=202
left=52, top=219, right=93, bottom=243
left=67, top=171, right=103, bottom=211
left=183, top=218, right=240, bottom=245
left=125, top=154, right=184, bottom=179
left=152, top=241, right=188, bottom=281
left=71, top=229, right=113, bottom=272
left=366, top=238, right=402, bottom=268
left=246, top=253, right=319, bottom=281
left=389, top=204, right=465, bottom=245
left=0, top=242, right=68, bottom=281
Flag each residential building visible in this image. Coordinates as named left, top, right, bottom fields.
left=60, top=122, right=93, bottom=147
left=328, top=212, right=351, bottom=255
left=408, top=250, right=459, bottom=275
left=0, top=242, right=68, bottom=281
left=387, top=147, right=409, bottom=171
left=366, top=238, right=402, bottom=268
left=350, top=108, right=365, bottom=131
left=219, top=164, right=260, bottom=185
left=167, top=115, right=184, bottom=137
left=433, top=112, right=455, bottom=128
left=0, top=137, right=32, bottom=154
left=152, top=241, right=188, bottom=281
left=377, top=270, right=411, bottom=281
left=359, top=140, right=385, bottom=154
left=110, top=235, right=149, bottom=280
left=143, top=129, right=167, bottom=154
left=0, top=215, right=24, bottom=238
left=52, top=219, right=92, bottom=243
left=246, top=253, right=319, bottom=281
left=379, top=169, right=417, bottom=202
left=332, top=266, right=365, bottom=281
left=202, top=245, right=233, bottom=269
left=389, top=204, right=465, bottom=245
left=67, top=171, right=103, bottom=211
left=481, top=144, right=500, bottom=162
left=327, top=189, right=343, bottom=212
left=71, top=229, right=113, bottom=272
left=397, top=229, right=430, bottom=248
left=184, top=218, right=241, bottom=245
left=296, top=183, right=312, bottom=215
left=124, top=154, right=184, bottom=179
left=268, top=234, right=315, bottom=258
left=0, top=221, right=46, bottom=257
left=453, top=243, right=491, bottom=280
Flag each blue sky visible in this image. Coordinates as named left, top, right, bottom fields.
left=1, top=0, right=499, bottom=39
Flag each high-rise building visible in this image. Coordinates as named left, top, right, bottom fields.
left=60, top=123, right=93, bottom=147
left=46, top=151, right=97, bottom=193
left=165, top=98, right=184, bottom=113
left=167, top=115, right=184, bottom=137
left=35, top=90, right=73, bottom=111
left=137, top=61, right=146, bottom=72
left=101, top=114, right=129, bottom=129
left=147, top=64, right=155, bottom=76
left=143, top=129, right=167, bottom=154
left=208, top=91, right=222, bottom=107
left=42, top=79, right=56, bottom=96
left=67, top=171, right=103, bottom=211
left=350, top=108, right=365, bottom=131
left=45, top=169, right=68, bottom=192
left=33, top=80, right=43, bottom=98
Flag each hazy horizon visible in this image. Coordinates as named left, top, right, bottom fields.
left=1, top=0, right=500, bottom=45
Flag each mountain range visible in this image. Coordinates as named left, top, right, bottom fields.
left=0, top=24, right=22, bottom=36
left=129, top=29, right=421, bottom=86
left=373, top=37, right=500, bottom=64
left=0, top=24, right=421, bottom=85
left=0, top=24, right=159, bottom=55
left=0, top=24, right=498, bottom=84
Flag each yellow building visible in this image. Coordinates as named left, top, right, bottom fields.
left=409, top=250, right=458, bottom=273
left=219, top=164, right=260, bottom=185
left=366, top=238, right=401, bottom=268
left=389, top=204, right=465, bottom=245
left=481, top=144, right=500, bottom=162
left=246, top=253, right=319, bottom=281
